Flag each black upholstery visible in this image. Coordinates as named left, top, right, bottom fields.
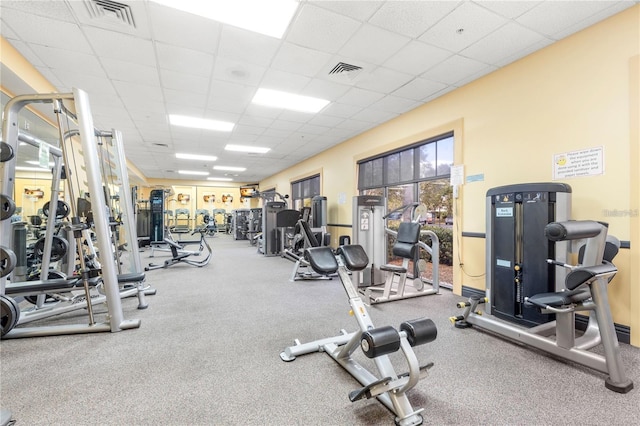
left=117, top=272, right=146, bottom=284
left=565, top=262, right=617, bottom=290
left=276, top=209, right=301, bottom=227
left=391, top=222, right=421, bottom=259
left=299, top=220, right=320, bottom=247
left=304, top=247, right=338, bottom=274
left=337, top=245, right=369, bottom=271
left=525, top=288, right=591, bottom=309
left=545, top=220, right=604, bottom=241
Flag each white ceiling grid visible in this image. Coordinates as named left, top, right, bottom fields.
left=0, top=0, right=637, bottom=183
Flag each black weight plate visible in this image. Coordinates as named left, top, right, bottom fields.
left=0, top=246, right=17, bottom=278
left=0, top=295, right=20, bottom=337
left=0, top=194, right=16, bottom=221
left=33, top=236, right=69, bottom=262
left=0, top=141, right=14, bottom=162
left=42, top=200, right=71, bottom=219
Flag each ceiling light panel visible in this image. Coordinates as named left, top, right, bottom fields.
left=178, top=170, right=209, bottom=176
left=169, top=114, right=235, bottom=132
left=176, top=153, right=218, bottom=161
left=149, top=0, right=298, bottom=39
left=225, top=144, right=270, bottom=154
left=252, top=88, right=330, bottom=113
left=213, top=166, right=246, bottom=171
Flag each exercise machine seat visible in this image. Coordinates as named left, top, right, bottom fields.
left=392, top=221, right=421, bottom=259
left=304, top=247, right=338, bottom=275
left=336, top=245, right=369, bottom=271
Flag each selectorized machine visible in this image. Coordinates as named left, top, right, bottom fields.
left=451, top=183, right=633, bottom=393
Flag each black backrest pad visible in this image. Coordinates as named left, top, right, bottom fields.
left=392, top=222, right=421, bottom=258
left=337, top=245, right=369, bottom=271
left=304, top=247, right=338, bottom=274
left=299, top=220, right=319, bottom=247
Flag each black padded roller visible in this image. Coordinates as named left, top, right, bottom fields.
left=545, top=220, right=604, bottom=242
left=400, top=318, right=437, bottom=347
left=360, top=326, right=400, bottom=358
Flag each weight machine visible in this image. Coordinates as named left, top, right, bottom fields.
left=0, top=88, right=141, bottom=338
left=451, top=183, right=633, bottom=393
left=280, top=245, right=438, bottom=426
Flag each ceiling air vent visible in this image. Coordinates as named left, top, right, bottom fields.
left=326, top=62, right=364, bottom=83
left=84, top=0, right=136, bottom=28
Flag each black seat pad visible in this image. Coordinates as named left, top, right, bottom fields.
left=5, top=278, right=80, bottom=295
left=565, top=262, right=617, bottom=290
left=304, top=247, right=338, bottom=274
left=526, top=288, right=591, bottom=309
left=337, top=245, right=369, bottom=271
left=118, top=272, right=146, bottom=283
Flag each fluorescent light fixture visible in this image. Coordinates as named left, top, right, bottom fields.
left=169, top=114, right=234, bottom=132
left=15, top=166, right=52, bottom=172
left=225, top=144, right=270, bottom=154
left=26, top=160, right=56, bottom=167
left=176, top=153, right=218, bottom=162
left=252, top=88, right=329, bottom=113
left=207, top=177, right=234, bottom=182
left=150, top=0, right=298, bottom=39
left=178, top=170, right=210, bottom=176
left=213, top=166, right=246, bottom=172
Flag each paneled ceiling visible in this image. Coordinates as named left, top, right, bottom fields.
left=1, top=0, right=637, bottom=184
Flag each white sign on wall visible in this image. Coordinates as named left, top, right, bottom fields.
left=553, top=146, right=604, bottom=180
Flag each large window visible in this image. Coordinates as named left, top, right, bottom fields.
left=358, top=132, right=454, bottom=225
left=291, top=174, right=320, bottom=210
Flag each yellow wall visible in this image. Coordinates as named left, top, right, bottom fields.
left=261, top=6, right=640, bottom=345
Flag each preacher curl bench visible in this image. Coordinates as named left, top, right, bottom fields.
left=280, top=245, right=437, bottom=426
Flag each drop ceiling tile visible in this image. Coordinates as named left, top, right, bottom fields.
left=34, top=66, right=65, bottom=88
left=338, top=87, right=386, bottom=108
left=310, top=1, right=383, bottom=22
left=155, top=43, right=215, bottom=78
left=278, top=110, right=315, bottom=124
left=212, top=56, right=266, bottom=86
left=260, top=69, right=311, bottom=93
left=50, top=69, right=118, bottom=97
left=218, top=26, right=281, bottom=67
left=355, top=67, right=414, bottom=94
left=0, top=1, right=76, bottom=22
left=383, top=40, right=453, bottom=76
left=307, top=114, right=345, bottom=128
left=82, top=26, right=155, bottom=66
left=298, top=123, right=331, bottom=135
left=368, top=1, right=460, bottom=38
left=338, top=23, right=410, bottom=65
left=419, top=2, right=508, bottom=53
left=113, top=81, right=163, bottom=103
left=164, top=88, right=208, bottom=109
left=552, top=2, right=636, bottom=40
left=29, top=45, right=106, bottom=78
left=421, top=54, right=490, bottom=85
left=102, top=59, right=160, bottom=86
left=461, top=22, right=549, bottom=65
left=370, top=96, right=421, bottom=114
left=269, top=119, right=304, bottom=132
left=335, top=118, right=374, bottom=131
left=494, top=38, right=553, bottom=68
left=147, top=2, right=221, bottom=53
left=0, top=8, right=93, bottom=53
left=302, top=78, right=351, bottom=101
left=286, top=4, right=362, bottom=54
left=454, top=64, right=498, bottom=87
left=243, top=104, right=282, bottom=119
left=392, top=78, right=448, bottom=101
left=321, top=102, right=362, bottom=119
left=476, top=1, right=542, bottom=19
left=271, top=42, right=333, bottom=77
left=516, top=1, right=622, bottom=39
left=350, top=108, right=397, bottom=124
left=160, top=68, right=209, bottom=93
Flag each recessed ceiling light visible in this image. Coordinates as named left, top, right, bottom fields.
left=176, top=153, right=218, bottom=162
left=225, top=144, right=270, bottom=154
left=178, top=170, right=210, bottom=176
left=207, top=177, right=234, bottom=181
left=26, top=160, right=56, bottom=167
left=169, top=114, right=234, bottom=132
left=150, top=0, right=298, bottom=39
left=213, top=165, right=246, bottom=172
left=15, top=166, right=52, bottom=172
left=252, top=88, right=330, bottom=113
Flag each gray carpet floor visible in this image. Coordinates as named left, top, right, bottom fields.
left=1, top=234, right=639, bottom=425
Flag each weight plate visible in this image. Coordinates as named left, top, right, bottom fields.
left=0, top=295, right=20, bottom=337
left=0, top=194, right=17, bottom=221
left=0, top=246, right=17, bottom=278
left=33, top=236, right=69, bottom=262
left=24, top=270, right=66, bottom=304
left=42, top=200, right=71, bottom=219
left=0, top=141, right=14, bottom=162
